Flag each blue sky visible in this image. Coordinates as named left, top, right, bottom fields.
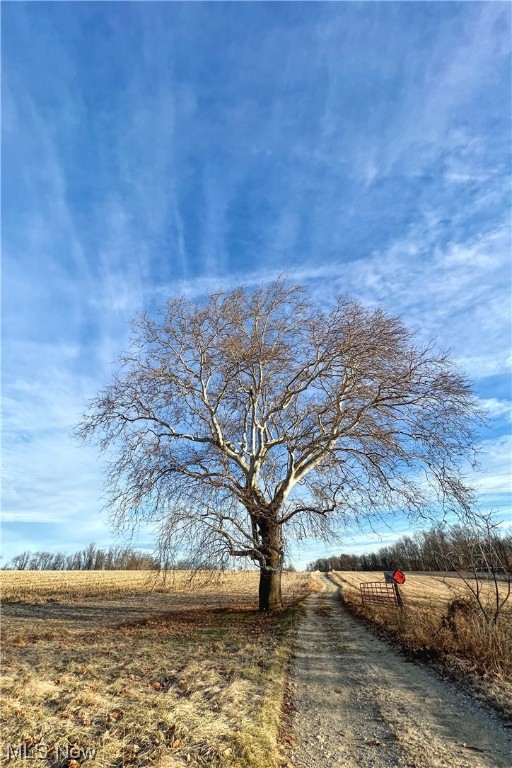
left=2, top=2, right=511, bottom=568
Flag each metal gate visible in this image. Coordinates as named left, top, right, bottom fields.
left=360, top=581, right=401, bottom=608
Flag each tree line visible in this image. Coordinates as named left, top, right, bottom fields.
left=5, top=543, right=160, bottom=571
left=307, top=524, right=512, bottom=573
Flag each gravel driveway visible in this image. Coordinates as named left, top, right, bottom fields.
left=288, top=573, right=512, bottom=768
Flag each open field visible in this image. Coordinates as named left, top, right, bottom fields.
left=1, top=569, right=295, bottom=605
left=1, top=571, right=314, bottom=768
left=332, top=571, right=512, bottom=718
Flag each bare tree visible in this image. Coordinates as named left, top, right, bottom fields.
left=440, top=512, right=511, bottom=625
left=9, top=551, right=31, bottom=570
left=76, top=280, right=482, bottom=610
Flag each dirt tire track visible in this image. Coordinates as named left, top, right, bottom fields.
left=288, top=573, right=512, bottom=768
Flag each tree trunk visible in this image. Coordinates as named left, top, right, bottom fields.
left=257, top=516, right=283, bottom=611
left=258, top=565, right=283, bottom=612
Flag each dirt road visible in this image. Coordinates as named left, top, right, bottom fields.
left=288, top=573, right=512, bottom=768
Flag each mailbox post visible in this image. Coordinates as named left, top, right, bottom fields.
left=383, top=570, right=405, bottom=607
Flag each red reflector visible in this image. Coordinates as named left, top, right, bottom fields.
left=392, top=570, right=406, bottom=584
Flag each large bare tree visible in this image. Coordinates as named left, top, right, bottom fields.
left=77, top=281, right=482, bottom=610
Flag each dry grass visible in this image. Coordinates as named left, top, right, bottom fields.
left=1, top=571, right=313, bottom=768
left=333, top=571, right=512, bottom=719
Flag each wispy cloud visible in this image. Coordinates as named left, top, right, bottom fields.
left=1, top=342, right=104, bottom=524
left=470, top=435, right=512, bottom=497
left=480, top=399, right=512, bottom=423
left=155, top=222, right=511, bottom=380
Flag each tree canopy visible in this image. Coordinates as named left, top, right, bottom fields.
left=77, top=280, right=482, bottom=610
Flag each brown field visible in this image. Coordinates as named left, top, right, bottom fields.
left=1, top=570, right=313, bottom=768
left=332, top=571, right=512, bottom=716
left=1, top=569, right=287, bottom=605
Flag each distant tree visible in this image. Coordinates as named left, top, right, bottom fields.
left=339, top=553, right=359, bottom=571
left=10, top=551, right=31, bottom=570
left=82, top=543, right=97, bottom=570
left=29, top=552, right=54, bottom=570
left=77, top=280, right=482, bottom=611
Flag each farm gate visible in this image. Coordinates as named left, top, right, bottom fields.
left=360, top=580, right=403, bottom=608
